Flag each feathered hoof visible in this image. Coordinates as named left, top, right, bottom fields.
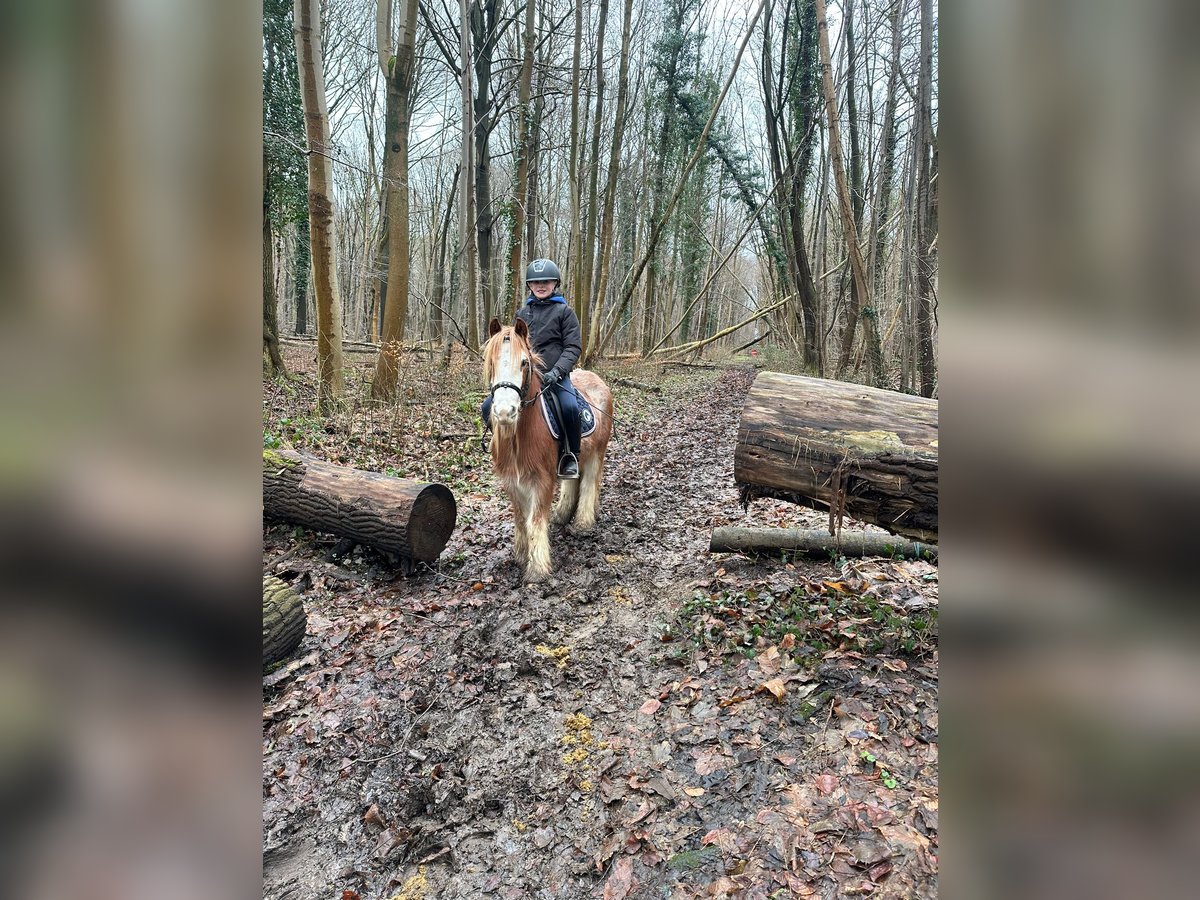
left=523, top=566, right=550, bottom=585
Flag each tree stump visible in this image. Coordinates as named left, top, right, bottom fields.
left=263, top=449, right=457, bottom=563
left=734, top=372, right=938, bottom=542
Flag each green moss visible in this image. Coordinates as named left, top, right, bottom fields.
left=263, top=448, right=300, bottom=471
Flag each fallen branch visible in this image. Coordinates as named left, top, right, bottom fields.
left=653, top=295, right=791, bottom=356
left=710, top=527, right=936, bottom=560
left=611, top=377, right=661, bottom=393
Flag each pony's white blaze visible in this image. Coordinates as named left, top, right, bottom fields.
left=491, top=338, right=523, bottom=423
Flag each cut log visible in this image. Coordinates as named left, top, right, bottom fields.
left=263, top=575, right=306, bottom=670
left=263, top=449, right=457, bottom=562
left=734, top=371, right=937, bottom=542
left=710, top=527, right=936, bottom=561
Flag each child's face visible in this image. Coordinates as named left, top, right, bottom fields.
left=528, top=279, right=556, bottom=299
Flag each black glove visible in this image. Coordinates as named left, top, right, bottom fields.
left=541, top=368, right=561, bottom=388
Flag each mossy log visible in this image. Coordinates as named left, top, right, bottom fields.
left=263, top=449, right=457, bottom=562
left=734, top=372, right=938, bottom=542
left=263, top=575, right=306, bottom=670
left=710, top=527, right=937, bottom=560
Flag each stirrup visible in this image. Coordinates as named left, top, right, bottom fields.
left=557, top=452, right=580, bottom=479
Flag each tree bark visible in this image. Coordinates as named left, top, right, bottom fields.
left=263, top=449, right=458, bottom=562
left=263, top=147, right=287, bottom=377
left=460, top=0, right=479, bottom=349
left=813, top=0, right=880, bottom=388
left=584, top=0, right=635, bottom=360
left=508, top=0, right=537, bottom=313
left=373, top=0, right=421, bottom=400
left=472, top=0, right=498, bottom=322
left=710, top=527, right=937, bottom=560
left=263, top=575, right=306, bottom=670
left=735, top=371, right=938, bottom=542
left=577, top=0, right=609, bottom=357
left=567, top=0, right=584, bottom=311
left=915, top=0, right=938, bottom=397
left=294, top=0, right=344, bottom=411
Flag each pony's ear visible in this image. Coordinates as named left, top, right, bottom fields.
left=488, top=317, right=502, bottom=337
left=514, top=317, right=529, bottom=339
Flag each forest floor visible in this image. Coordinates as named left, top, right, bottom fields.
left=262, top=343, right=938, bottom=900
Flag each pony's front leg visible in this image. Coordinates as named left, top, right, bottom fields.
left=508, top=493, right=530, bottom=565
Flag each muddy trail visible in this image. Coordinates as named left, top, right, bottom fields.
left=263, top=355, right=938, bottom=899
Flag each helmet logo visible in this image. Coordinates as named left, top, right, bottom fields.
left=533, top=260, right=545, bottom=273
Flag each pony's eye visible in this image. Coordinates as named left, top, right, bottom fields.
left=521, top=359, right=529, bottom=369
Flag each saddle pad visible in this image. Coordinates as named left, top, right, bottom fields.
left=540, top=390, right=597, bottom=441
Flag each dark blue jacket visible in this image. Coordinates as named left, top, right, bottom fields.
left=517, top=292, right=582, bottom=376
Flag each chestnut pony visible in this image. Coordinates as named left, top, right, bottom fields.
left=482, top=316, right=614, bottom=582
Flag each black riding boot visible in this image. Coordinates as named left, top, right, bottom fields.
left=557, top=450, right=579, bottom=479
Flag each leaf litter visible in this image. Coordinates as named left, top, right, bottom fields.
left=264, top=349, right=937, bottom=899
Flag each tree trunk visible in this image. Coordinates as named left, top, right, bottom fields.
left=585, top=0, right=635, bottom=359
left=734, top=371, right=938, bottom=542
left=472, top=0, right=498, bottom=322
left=710, top=527, right=936, bottom=560
left=294, top=0, right=344, bottom=411
left=263, top=449, right=458, bottom=562
left=577, top=0, right=609, bottom=356
left=567, top=0, right=584, bottom=309
left=432, top=166, right=459, bottom=361
left=460, top=0, right=479, bottom=349
left=866, top=0, right=903, bottom=368
left=508, top=0, right=537, bottom=313
left=915, top=0, right=937, bottom=397
left=373, top=0, right=421, bottom=400
left=813, top=0, right=878, bottom=389
left=263, top=148, right=287, bottom=377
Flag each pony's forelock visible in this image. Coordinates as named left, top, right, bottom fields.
left=482, top=325, right=543, bottom=384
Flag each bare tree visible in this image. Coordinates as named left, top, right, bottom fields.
left=815, top=0, right=882, bottom=387
left=373, top=0, right=421, bottom=400
left=294, top=0, right=345, bottom=410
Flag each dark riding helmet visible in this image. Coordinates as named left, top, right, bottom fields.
left=525, top=258, right=562, bottom=284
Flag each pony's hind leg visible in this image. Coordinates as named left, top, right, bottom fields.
left=573, top=448, right=606, bottom=532
left=552, top=478, right=580, bottom=525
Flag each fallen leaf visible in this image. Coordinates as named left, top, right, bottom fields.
left=362, top=804, right=386, bottom=830
left=683, top=787, right=705, bottom=797
left=780, top=633, right=796, bottom=650
left=759, top=678, right=787, bottom=700
left=814, top=773, right=838, bottom=795
left=638, top=698, right=661, bottom=716
left=603, top=856, right=637, bottom=900
left=701, top=827, right=738, bottom=852
left=629, top=798, right=653, bottom=824
left=868, top=860, right=894, bottom=882
left=693, top=749, right=726, bottom=776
